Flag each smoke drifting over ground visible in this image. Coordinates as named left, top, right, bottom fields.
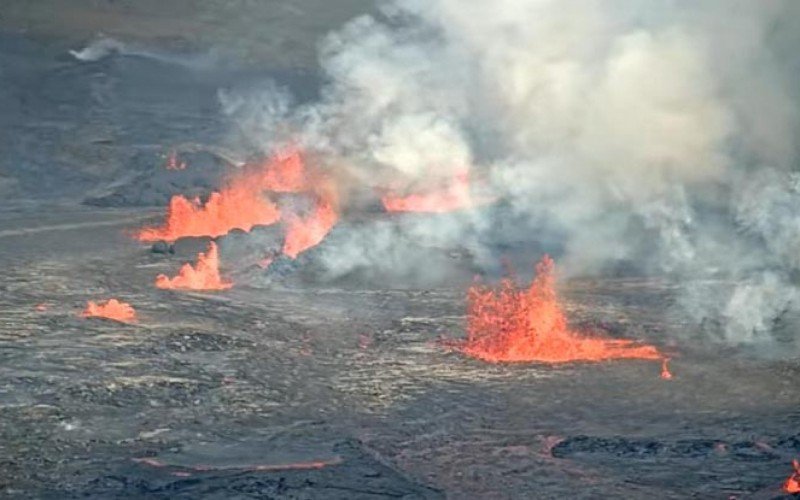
left=221, top=0, right=800, bottom=346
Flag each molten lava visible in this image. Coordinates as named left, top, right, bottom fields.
left=282, top=193, right=339, bottom=259
left=258, top=148, right=308, bottom=193
left=155, top=241, right=232, bottom=290
left=81, top=299, right=137, bottom=323
left=461, top=255, right=662, bottom=363
left=382, top=169, right=473, bottom=213
left=138, top=146, right=342, bottom=257
left=661, top=358, right=673, bottom=379
left=136, top=180, right=280, bottom=242
left=785, top=459, right=800, bottom=494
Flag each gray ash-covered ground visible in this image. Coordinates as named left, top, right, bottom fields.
left=1, top=9, right=799, bottom=499
left=1, top=207, right=798, bottom=499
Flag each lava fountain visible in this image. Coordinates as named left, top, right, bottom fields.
left=81, top=299, right=137, bottom=323
left=156, top=241, right=232, bottom=290
left=460, top=255, right=663, bottom=363
left=282, top=192, right=339, bottom=259
left=785, top=459, right=800, bottom=494
left=136, top=150, right=309, bottom=242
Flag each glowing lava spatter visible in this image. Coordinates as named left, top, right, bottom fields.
left=81, top=299, right=137, bottom=323
left=156, top=241, right=232, bottom=290
left=259, top=148, right=308, bottom=193
left=785, top=459, right=800, bottom=494
left=382, top=169, right=473, bottom=213
left=136, top=181, right=280, bottom=242
left=460, top=255, right=662, bottom=363
left=282, top=193, right=339, bottom=259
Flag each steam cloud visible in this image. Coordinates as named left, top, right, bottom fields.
left=224, top=0, right=800, bottom=346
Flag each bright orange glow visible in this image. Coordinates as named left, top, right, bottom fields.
left=282, top=193, right=339, bottom=259
left=156, top=241, right=232, bottom=290
left=137, top=146, right=340, bottom=255
left=259, top=148, right=308, bottom=193
left=785, top=459, right=800, bottom=494
left=382, top=170, right=473, bottom=213
left=661, top=358, right=673, bottom=379
left=136, top=180, right=280, bottom=242
left=460, top=255, right=662, bottom=363
left=81, top=299, right=137, bottom=323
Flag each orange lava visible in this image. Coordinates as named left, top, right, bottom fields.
left=785, top=459, right=800, bottom=494
left=382, top=169, right=473, bottom=213
left=155, top=241, right=232, bottom=290
left=81, top=299, right=137, bottom=323
left=460, top=255, right=662, bottom=363
left=136, top=186, right=280, bottom=242
left=661, top=358, right=673, bottom=379
left=138, top=146, right=340, bottom=256
left=282, top=192, right=339, bottom=259
left=258, top=148, right=308, bottom=193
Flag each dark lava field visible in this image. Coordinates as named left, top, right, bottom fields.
left=1, top=2, right=799, bottom=498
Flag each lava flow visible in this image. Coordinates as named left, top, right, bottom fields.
left=155, top=241, right=232, bottom=290
left=81, top=299, right=137, bottom=323
left=785, top=459, right=800, bottom=494
left=382, top=169, right=473, bottom=213
left=460, top=255, right=662, bottom=363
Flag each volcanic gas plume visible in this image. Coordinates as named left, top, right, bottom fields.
left=785, top=459, right=800, bottom=494
left=156, top=241, right=232, bottom=290
left=460, top=255, right=662, bottom=363
left=81, top=299, right=137, bottom=323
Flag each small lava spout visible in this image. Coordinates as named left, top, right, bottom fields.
left=382, top=169, right=474, bottom=213
left=156, top=241, right=232, bottom=291
left=661, top=358, right=673, bottom=380
left=785, top=459, right=800, bottom=494
left=282, top=192, right=339, bottom=259
left=81, top=299, right=137, bottom=323
left=460, top=255, right=663, bottom=363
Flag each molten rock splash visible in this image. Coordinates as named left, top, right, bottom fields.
left=786, top=459, right=800, bottom=494
left=156, top=241, right=232, bottom=291
left=461, top=256, right=662, bottom=363
left=136, top=150, right=306, bottom=242
left=283, top=194, right=339, bottom=259
left=136, top=179, right=280, bottom=242
left=81, top=299, right=137, bottom=323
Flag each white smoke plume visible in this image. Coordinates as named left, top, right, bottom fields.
left=224, top=0, right=800, bottom=346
